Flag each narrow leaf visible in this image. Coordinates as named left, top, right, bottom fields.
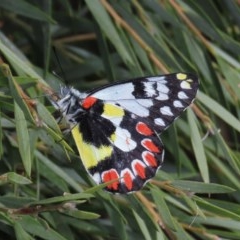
left=14, top=221, right=34, bottom=240
left=19, top=216, right=67, bottom=240
left=64, top=210, right=100, bottom=220
left=198, top=91, right=240, bottom=133
left=132, top=210, right=152, bottom=240
left=0, top=0, right=55, bottom=23
left=187, top=109, right=209, bottom=183
left=85, top=0, right=133, bottom=65
left=172, top=180, right=235, bottom=194
left=6, top=172, right=32, bottom=185
left=15, top=102, right=31, bottom=177
left=31, top=193, right=93, bottom=205
left=151, top=187, right=176, bottom=231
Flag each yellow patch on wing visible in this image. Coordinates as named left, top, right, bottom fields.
left=176, top=73, right=187, bottom=80
left=176, top=73, right=192, bottom=89
left=110, top=132, right=116, bottom=142
left=71, top=125, right=113, bottom=169
left=103, top=103, right=124, bottom=118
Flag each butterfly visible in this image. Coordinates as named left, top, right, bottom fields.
left=51, top=73, right=199, bottom=194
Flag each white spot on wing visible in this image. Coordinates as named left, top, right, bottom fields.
left=106, top=117, right=122, bottom=126
left=178, top=91, right=188, bottom=99
left=116, top=100, right=149, bottom=117
left=113, top=127, right=137, bottom=152
left=143, top=82, right=156, bottom=97
left=180, top=81, right=191, bottom=89
left=92, top=172, right=101, bottom=184
left=146, top=76, right=166, bottom=82
left=131, top=113, right=137, bottom=119
left=156, top=93, right=169, bottom=101
left=154, top=118, right=165, bottom=126
left=160, top=106, right=173, bottom=116
left=92, top=83, right=135, bottom=100
left=173, top=100, right=184, bottom=108
left=137, top=99, right=153, bottom=108
left=157, top=83, right=169, bottom=94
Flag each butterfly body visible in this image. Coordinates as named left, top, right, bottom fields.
left=52, top=73, right=199, bottom=193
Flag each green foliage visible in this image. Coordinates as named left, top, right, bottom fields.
left=0, top=1, right=240, bottom=239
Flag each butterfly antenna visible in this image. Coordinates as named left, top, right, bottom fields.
left=52, top=46, right=69, bottom=85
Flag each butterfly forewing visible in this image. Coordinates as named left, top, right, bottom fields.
left=91, top=73, right=198, bottom=133
left=54, top=73, right=199, bottom=193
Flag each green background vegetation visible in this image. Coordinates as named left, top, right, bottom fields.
left=0, top=1, right=240, bottom=239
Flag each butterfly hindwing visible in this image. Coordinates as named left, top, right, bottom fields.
left=54, top=73, right=199, bottom=193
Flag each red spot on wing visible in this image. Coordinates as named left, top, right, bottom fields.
left=82, top=96, right=97, bottom=109
left=102, top=169, right=119, bottom=190
left=136, top=122, right=153, bottom=136
left=122, top=170, right=133, bottom=190
left=141, top=139, right=160, bottom=153
left=134, top=161, right=146, bottom=179
left=143, top=151, right=158, bottom=167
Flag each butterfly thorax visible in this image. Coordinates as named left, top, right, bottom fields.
left=55, top=87, right=88, bottom=124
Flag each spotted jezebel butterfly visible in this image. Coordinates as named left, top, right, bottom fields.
left=51, top=73, right=199, bottom=193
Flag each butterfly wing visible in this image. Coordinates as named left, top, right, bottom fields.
left=70, top=73, right=198, bottom=193
left=90, top=73, right=198, bottom=133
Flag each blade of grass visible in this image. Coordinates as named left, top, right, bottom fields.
left=85, top=0, right=133, bottom=65
left=187, top=109, right=209, bottom=183
left=15, top=101, right=32, bottom=177
left=0, top=0, right=56, bottom=23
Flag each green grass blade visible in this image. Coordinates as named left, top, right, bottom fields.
left=14, top=102, right=32, bottom=177
left=187, top=109, right=209, bottom=183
